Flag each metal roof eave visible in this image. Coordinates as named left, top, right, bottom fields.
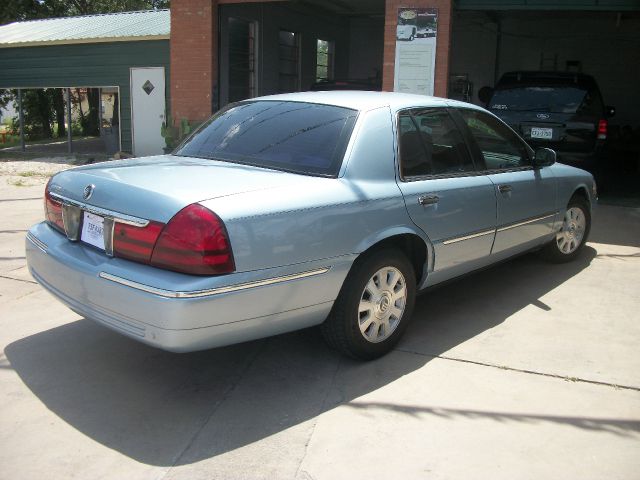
left=0, top=34, right=170, bottom=49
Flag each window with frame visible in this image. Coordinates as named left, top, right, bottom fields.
left=228, top=18, right=258, bottom=103
left=398, top=109, right=474, bottom=178
left=316, top=39, right=335, bottom=82
left=278, top=30, right=300, bottom=93
left=459, top=109, right=531, bottom=170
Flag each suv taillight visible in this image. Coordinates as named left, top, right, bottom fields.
left=597, top=119, right=607, bottom=140
left=149, top=204, right=235, bottom=275
left=44, top=178, right=65, bottom=233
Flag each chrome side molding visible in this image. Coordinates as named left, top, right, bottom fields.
left=27, top=232, right=48, bottom=253
left=442, top=229, right=495, bottom=245
left=497, top=212, right=557, bottom=232
left=99, top=267, right=332, bottom=299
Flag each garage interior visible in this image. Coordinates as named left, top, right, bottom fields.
left=450, top=7, right=640, bottom=198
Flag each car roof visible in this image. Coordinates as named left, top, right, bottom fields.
left=497, top=71, right=597, bottom=88
left=249, top=90, right=471, bottom=112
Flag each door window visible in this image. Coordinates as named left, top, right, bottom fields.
left=459, top=109, right=531, bottom=170
left=398, top=109, right=474, bottom=178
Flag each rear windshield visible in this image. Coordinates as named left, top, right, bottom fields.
left=489, top=86, right=599, bottom=114
left=176, top=100, right=358, bottom=177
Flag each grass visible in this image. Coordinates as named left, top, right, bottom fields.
left=7, top=178, right=28, bottom=187
left=17, top=170, right=45, bottom=177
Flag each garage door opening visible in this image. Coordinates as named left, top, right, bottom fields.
left=218, top=0, right=385, bottom=108
left=450, top=9, right=640, bottom=201
left=0, top=86, right=121, bottom=156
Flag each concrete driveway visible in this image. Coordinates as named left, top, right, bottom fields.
left=0, top=171, right=639, bottom=480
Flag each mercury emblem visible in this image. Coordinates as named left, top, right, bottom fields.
left=83, top=184, right=95, bottom=200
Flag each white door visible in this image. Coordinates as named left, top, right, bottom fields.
left=130, top=67, right=166, bottom=157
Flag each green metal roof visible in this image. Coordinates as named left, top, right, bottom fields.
left=0, top=9, right=170, bottom=48
left=455, top=0, right=640, bottom=10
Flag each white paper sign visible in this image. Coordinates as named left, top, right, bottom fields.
left=394, top=8, right=438, bottom=96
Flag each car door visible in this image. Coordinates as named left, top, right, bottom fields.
left=454, top=108, right=557, bottom=256
left=395, top=108, right=497, bottom=279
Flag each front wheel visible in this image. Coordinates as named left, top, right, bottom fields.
left=541, top=197, right=591, bottom=263
left=321, top=248, right=416, bottom=360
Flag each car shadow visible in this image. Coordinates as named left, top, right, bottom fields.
left=5, top=246, right=610, bottom=466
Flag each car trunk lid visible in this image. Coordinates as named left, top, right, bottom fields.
left=48, top=154, right=303, bottom=223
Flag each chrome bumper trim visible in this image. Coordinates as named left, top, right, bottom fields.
left=99, top=267, right=332, bottom=299
left=26, top=232, right=48, bottom=253
left=497, top=212, right=558, bottom=233
left=442, top=229, right=495, bottom=245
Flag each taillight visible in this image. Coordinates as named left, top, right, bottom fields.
left=44, top=178, right=65, bottom=233
left=150, top=204, right=235, bottom=275
left=113, top=221, right=164, bottom=263
left=597, top=119, right=607, bottom=140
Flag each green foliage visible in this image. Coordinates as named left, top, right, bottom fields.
left=1, top=0, right=170, bottom=26
left=161, top=116, right=198, bottom=150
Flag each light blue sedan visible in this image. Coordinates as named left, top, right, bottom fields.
left=26, top=91, right=595, bottom=359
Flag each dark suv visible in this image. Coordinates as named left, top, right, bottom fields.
left=486, top=71, right=615, bottom=170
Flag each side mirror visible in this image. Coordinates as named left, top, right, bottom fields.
left=606, top=105, right=616, bottom=118
left=533, top=148, right=556, bottom=168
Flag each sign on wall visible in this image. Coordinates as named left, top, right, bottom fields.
left=393, top=7, right=438, bottom=96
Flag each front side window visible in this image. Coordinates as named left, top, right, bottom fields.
left=459, top=109, right=531, bottom=170
left=398, top=109, right=474, bottom=178
left=176, top=101, right=358, bottom=177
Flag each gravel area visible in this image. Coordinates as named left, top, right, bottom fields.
left=0, top=157, right=78, bottom=187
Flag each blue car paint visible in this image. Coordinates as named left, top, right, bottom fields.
left=26, top=91, right=596, bottom=352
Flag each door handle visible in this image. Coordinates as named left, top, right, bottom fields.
left=418, top=194, right=439, bottom=206
left=498, top=184, right=512, bottom=193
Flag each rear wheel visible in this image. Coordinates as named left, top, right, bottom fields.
left=321, top=248, right=416, bottom=360
left=542, top=196, right=591, bottom=263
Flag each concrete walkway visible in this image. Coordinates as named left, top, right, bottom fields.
left=0, top=174, right=638, bottom=479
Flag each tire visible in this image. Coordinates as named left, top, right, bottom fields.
left=541, top=196, right=591, bottom=263
left=321, top=248, right=416, bottom=360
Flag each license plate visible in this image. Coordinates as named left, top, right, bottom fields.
left=530, top=127, right=553, bottom=140
left=81, top=212, right=105, bottom=251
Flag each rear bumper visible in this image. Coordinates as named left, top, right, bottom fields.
left=26, top=222, right=352, bottom=352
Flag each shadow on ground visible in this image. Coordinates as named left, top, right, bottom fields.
left=8, top=246, right=629, bottom=467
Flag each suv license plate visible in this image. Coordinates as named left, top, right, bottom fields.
left=81, top=212, right=105, bottom=251
left=531, top=127, right=553, bottom=140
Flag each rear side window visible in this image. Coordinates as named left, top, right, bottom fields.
left=490, top=85, right=601, bottom=115
left=177, top=101, right=358, bottom=177
left=398, top=109, right=474, bottom=178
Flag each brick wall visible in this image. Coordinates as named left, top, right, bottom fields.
left=170, top=0, right=216, bottom=127
left=382, top=0, right=453, bottom=97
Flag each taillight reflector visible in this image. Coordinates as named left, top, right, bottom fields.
left=597, top=119, right=607, bottom=140
left=150, top=204, right=235, bottom=276
left=113, top=221, right=164, bottom=263
left=44, top=178, right=65, bottom=233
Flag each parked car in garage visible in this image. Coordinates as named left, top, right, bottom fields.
left=396, top=25, right=417, bottom=41
left=486, top=71, right=615, bottom=170
left=26, top=91, right=595, bottom=359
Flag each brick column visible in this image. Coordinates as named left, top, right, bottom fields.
left=170, top=0, right=217, bottom=126
left=382, top=0, right=453, bottom=97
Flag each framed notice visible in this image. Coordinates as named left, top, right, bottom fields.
left=393, top=7, right=438, bottom=96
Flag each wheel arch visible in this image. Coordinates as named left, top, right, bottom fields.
left=570, top=185, right=591, bottom=207
left=354, top=227, right=433, bottom=287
